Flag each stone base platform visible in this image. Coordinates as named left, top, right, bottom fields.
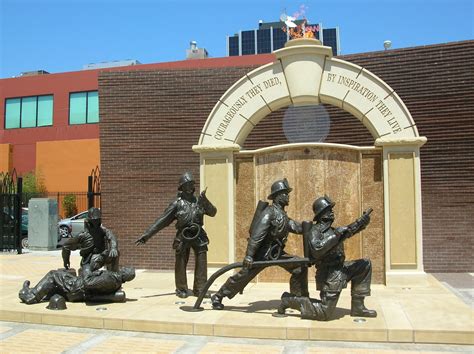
left=0, top=252, right=472, bottom=345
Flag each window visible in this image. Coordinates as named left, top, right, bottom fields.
left=69, top=91, right=99, bottom=124
left=273, top=28, right=287, bottom=50
left=4, top=95, right=53, bottom=129
left=228, top=36, right=239, bottom=56
left=323, top=28, right=339, bottom=56
left=257, top=29, right=271, bottom=54
left=241, top=30, right=256, bottom=55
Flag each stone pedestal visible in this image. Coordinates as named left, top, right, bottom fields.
left=28, top=198, right=58, bottom=251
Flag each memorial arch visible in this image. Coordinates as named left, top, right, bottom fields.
left=193, top=39, right=427, bottom=281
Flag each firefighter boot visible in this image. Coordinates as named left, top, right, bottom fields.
left=211, top=292, right=224, bottom=310
left=19, top=272, right=56, bottom=304
left=350, top=296, right=377, bottom=317
left=19, top=280, right=38, bottom=304
left=278, top=292, right=301, bottom=315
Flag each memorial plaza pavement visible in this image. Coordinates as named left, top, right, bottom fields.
left=0, top=250, right=472, bottom=353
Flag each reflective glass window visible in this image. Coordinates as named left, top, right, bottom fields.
left=241, top=30, right=255, bottom=55
left=5, top=98, right=21, bottom=129
left=37, top=95, right=53, bottom=126
left=21, top=97, right=37, bottom=128
left=4, top=95, right=53, bottom=129
left=69, top=91, right=99, bottom=125
left=273, top=28, right=287, bottom=50
left=87, top=91, right=99, bottom=123
left=229, top=36, right=239, bottom=56
left=257, top=29, right=271, bottom=54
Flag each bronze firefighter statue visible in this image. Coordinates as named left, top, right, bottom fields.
left=61, top=207, right=120, bottom=273
left=211, top=178, right=308, bottom=310
left=19, top=266, right=136, bottom=306
left=278, top=195, right=376, bottom=320
left=135, top=172, right=217, bottom=298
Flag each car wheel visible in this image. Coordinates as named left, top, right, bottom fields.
left=59, top=226, right=70, bottom=240
left=21, top=237, right=28, bottom=249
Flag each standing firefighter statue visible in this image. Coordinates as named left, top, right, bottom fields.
left=211, top=178, right=308, bottom=310
left=278, top=195, right=376, bottom=321
left=135, top=172, right=217, bottom=298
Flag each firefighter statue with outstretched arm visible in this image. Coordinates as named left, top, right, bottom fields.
left=135, top=172, right=217, bottom=299
left=278, top=195, right=376, bottom=321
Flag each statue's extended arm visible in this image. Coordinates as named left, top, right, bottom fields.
left=135, top=201, right=177, bottom=245
left=60, top=236, right=82, bottom=269
left=336, top=208, right=372, bottom=242
left=289, top=219, right=303, bottom=235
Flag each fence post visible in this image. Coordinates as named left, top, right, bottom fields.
left=16, top=177, right=23, bottom=254
left=87, top=175, right=93, bottom=209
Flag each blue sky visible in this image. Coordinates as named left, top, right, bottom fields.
left=1, top=0, right=472, bottom=78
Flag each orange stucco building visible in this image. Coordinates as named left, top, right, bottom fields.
left=0, top=54, right=273, bottom=192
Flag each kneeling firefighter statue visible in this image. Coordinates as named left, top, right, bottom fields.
left=278, top=195, right=377, bottom=321
left=135, top=172, right=217, bottom=298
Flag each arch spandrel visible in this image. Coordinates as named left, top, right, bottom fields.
left=196, top=39, right=420, bottom=152
left=198, top=61, right=291, bottom=147
left=320, top=58, right=418, bottom=139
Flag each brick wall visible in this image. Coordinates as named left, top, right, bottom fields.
left=99, top=40, right=474, bottom=272
left=99, top=67, right=257, bottom=269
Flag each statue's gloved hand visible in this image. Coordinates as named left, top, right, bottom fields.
left=359, top=213, right=371, bottom=228
left=135, top=235, right=148, bottom=246
left=63, top=260, right=70, bottom=269
left=198, top=187, right=209, bottom=205
left=243, top=255, right=253, bottom=269
left=108, top=248, right=118, bottom=258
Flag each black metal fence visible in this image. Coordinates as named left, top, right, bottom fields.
left=1, top=170, right=22, bottom=253
left=87, top=166, right=101, bottom=210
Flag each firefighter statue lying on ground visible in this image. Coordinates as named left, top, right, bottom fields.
left=19, top=266, right=136, bottom=306
left=277, top=195, right=377, bottom=321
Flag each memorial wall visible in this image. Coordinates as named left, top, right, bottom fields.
left=99, top=40, right=473, bottom=274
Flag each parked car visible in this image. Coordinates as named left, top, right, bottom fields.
left=21, top=208, right=28, bottom=248
left=57, top=210, right=90, bottom=241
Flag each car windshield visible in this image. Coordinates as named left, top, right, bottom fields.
left=76, top=212, right=88, bottom=219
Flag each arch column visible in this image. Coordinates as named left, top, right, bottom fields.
left=375, top=137, right=427, bottom=273
left=193, top=144, right=240, bottom=267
